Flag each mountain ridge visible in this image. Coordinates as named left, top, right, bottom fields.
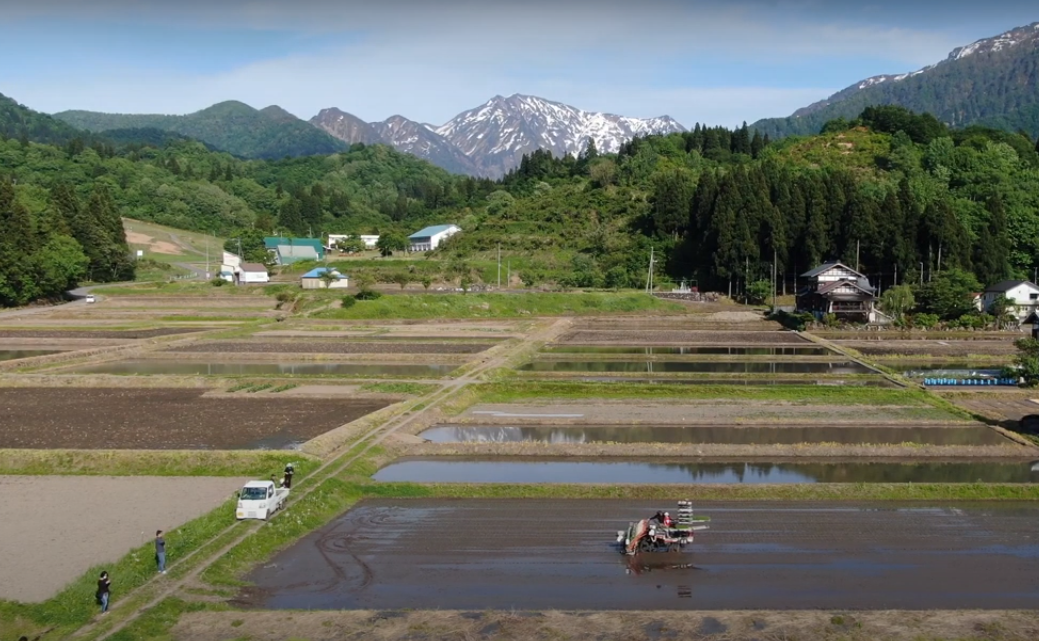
left=752, top=22, right=1039, bottom=138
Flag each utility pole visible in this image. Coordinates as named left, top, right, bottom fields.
left=497, top=243, right=501, bottom=288
left=645, top=247, right=655, bottom=293
left=855, top=240, right=860, bottom=272
left=919, top=261, right=924, bottom=285
left=205, top=237, right=210, bottom=280
left=936, top=243, right=942, bottom=276
left=507, top=260, right=511, bottom=289
left=772, top=248, right=777, bottom=309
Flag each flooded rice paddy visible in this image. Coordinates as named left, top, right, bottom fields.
left=573, top=376, right=896, bottom=386
left=241, top=500, right=1039, bottom=611
left=68, top=360, right=458, bottom=377
left=373, top=457, right=1039, bottom=484
left=419, top=424, right=1011, bottom=446
left=520, top=360, right=874, bottom=374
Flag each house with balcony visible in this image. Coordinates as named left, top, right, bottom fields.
left=796, top=261, right=878, bottom=323
left=981, top=280, right=1039, bottom=322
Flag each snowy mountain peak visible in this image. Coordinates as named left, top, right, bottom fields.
left=434, top=94, right=684, bottom=177
left=948, top=22, right=1039, bottom=61
left=312, top=94, right=684, bottom=178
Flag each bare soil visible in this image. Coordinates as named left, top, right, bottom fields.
left=174, top=609, right=1039, bottom=641
left=0, top=328, right=212, bottom=339
left=0, top=475, right=244, bottom=602
left=235, top=499, right=1039, bottom=611
left=167, top=341, right=490, bottom=355
left=840, top=340, right=1018, bottom=357
left=454, top=401, right=968, bottom=425
left=559, top=330, right=807, bottom=346
left=0, top=387, right=389, bottom=449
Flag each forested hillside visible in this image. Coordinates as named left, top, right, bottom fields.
left=2, top=99, right=1038, bottom=309
left=55, top=101, right=348, bottom=159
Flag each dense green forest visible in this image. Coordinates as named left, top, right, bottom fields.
left=55, top=101, right=348, bottom=159
left=2, top=89, right=1039, bottom=310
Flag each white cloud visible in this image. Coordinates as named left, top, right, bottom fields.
left=2, top=0, right=965, bottom=125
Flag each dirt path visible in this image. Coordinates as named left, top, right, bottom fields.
left=0, top=475, right=245, bottom=602
left=240, top=499, right=1039, bottom=611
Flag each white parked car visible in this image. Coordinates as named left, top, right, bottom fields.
left=85, top=295, right=96, bottom=303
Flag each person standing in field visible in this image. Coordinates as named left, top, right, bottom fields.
left=96, top=571, right=111, bottom=614
left=155, top=530, right=166, bottom=574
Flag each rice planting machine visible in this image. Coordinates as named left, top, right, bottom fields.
left=616, top=500, right=710, bottom=555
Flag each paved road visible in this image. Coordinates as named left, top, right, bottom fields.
left=242, top=500, right=1039, bottom=611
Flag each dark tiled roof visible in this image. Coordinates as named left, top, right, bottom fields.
left=800, top=261, right=864, bottom=279
left=984, top=280, right=1038, bottom=293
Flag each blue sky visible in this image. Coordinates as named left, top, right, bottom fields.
left=1, top=1, right=1035, bottom=127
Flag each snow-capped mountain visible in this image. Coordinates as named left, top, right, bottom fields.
left=310, top=94, right=685, bottom=177
left=754, top=22, right=1039, bottom=138
left=435, top=94, right=685, bottom=177
left=371, top=115, right=477, bottom=176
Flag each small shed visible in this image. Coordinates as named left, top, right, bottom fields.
left=237, top=263, right=269, bottom=284
left=301, top=267, right=350, bottom=289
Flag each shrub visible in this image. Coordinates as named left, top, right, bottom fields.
left=340, top=296, right=356, bottom=308
left=355, top=290, right=382, bottom=300
left=912, top=313, right=939, bottom=329
left=210, top=277, right=226, bottom=287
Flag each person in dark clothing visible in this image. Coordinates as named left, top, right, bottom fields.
left=155, top=530, right=166, bottom=574
left=96, top=571, right=111, bottom=614
left=283, top=463, right=294, bottom=489
left=651, top=511, right=665, bottom=524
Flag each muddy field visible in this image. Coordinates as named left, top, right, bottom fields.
left=0, top=388, right=388, bottom=449
left=840, top=340, right=1018, bottom=357
left=239, top=499, right=1039, bottom=611
left=1, top=475, right=244, bottom=602
left=174, top=608, right=1039, bottom=641
left=454, top=401, right=968, bottom=425
left=559, top=330, right=808, bottom=346
left=0, top=328, right=212, bottom=339
left=167, top=340, right=490, bottom=354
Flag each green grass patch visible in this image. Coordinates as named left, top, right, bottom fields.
left=359, top=382, right=439, bottom=395
left=465, top=380, right=934, bottom=405
left=104, top=598, right=218, bottom=641
left=313, top=292, right=683, bottom=319
left=0, top=449, right=319, bottom=477
left=270, top=383, right=299, bottom=393
left=358, top=481, right=1039, bottom=501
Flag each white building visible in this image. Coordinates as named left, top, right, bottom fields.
left=327, top=234, right=380, bottom=251
left=236, top=263, right=269, bottom=284
left=981, top=280, right=1039, bottom=320
left=408, top=224, right=460, bottom=252
left=221, top=251, right=241, bottom=269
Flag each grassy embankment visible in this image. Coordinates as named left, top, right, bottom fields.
left=0, top=450, right=316, bottom=477
left=314, top=292, right=684, bottom=319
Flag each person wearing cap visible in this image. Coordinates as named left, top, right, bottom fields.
left=96, top=571, right=111, bottom=614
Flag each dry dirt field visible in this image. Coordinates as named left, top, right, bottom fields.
left=840, top=340, right=1018, bottom=357
left=174, top=608, right=1039, bottom=641
left=0, top=475, right=244, bottom=602
left=0, top=387, right=389, bottom=449
left=559, top=330, right=808, bottom=346
left=454, top=400, right=968, bottom=425
left=166, top=340, right=491, bottom=354
left=0, top=328, right=212, bottom=339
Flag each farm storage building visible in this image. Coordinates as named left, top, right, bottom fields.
left=409, top=224, right=460, bottom=252
left=276, top=245, right=320, bottom=265
left=301, top=267, right=350, bottom=289
left=264, top=237, right=325, bottom=263
left=237, top=263, right=269, bottom=284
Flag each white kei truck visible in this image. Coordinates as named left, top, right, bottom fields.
left=236, top=480, right=289, bottom=521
